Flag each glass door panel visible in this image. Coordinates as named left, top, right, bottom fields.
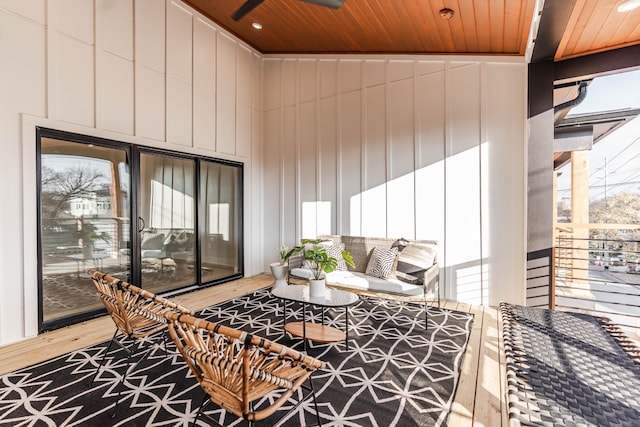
left=200, top=161, right=242, bottom=283
left=40, top=137, right=130, bottom=327
left=139, top=152, right=196, bottom=292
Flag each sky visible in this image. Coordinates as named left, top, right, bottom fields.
left=557, top=69, right=640, bottom=202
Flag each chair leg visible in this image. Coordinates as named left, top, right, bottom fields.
left=110, top=335, right=160, bottom=418
left=109, top=336, right=139, bottom=418
left=191, top=395, right=207, bottom=427
left=162, top=331, right=169, bottom=355
left=192, top=395, right=225, bottom=427
left=90, top=330, right=119, bottom=385
left=309, top=377, right=323, bottom=427
left=423, top=291, right=429, bottom=331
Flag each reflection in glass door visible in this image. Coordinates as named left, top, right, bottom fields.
left=38, top=130, right=244, bottom=332
left=139, top=152, right=196, bottom=292
left=39, top=135, right=130, bottom=328
left=200, top=161, right=242, bottom=283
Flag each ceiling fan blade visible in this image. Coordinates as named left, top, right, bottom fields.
left=232, top=0, right=265, bottom=21
left=299, top=0, right=344, bottom=9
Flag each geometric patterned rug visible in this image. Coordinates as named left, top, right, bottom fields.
left=0, top=288, right=473, bottom=426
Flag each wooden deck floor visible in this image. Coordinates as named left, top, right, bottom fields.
left=0, top=274, right=507, bottom=426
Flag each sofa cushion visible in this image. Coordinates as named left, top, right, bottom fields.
left=393, top=242, right=436, bottom=285
left=326, top=271, right=424, bottom=297
left=365, top=247, right=398, bottom=279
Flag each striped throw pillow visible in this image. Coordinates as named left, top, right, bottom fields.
left=365, top=247, right=398, bottom=279
left=324, top=242, right=348, bottom=271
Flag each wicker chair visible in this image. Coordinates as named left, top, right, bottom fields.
left=165, top=311, right=326, bottom=426
left=88, top=270, right=192, bottom=413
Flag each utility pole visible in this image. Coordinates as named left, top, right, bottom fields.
left=604, top=156, right=607, bottom=200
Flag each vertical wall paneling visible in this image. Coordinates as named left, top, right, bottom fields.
left=263, top=59, right=282, bottom=111
left=1, top=3, right=46, bottom=343
left=480, top=63, right=489, bottom=306
left=261, top=55, right=526, bottom=307
left=193, top=17, right=216, bottom=150
left=134, top=0, right=166, bottom=141
left=96, top=0, right=134, bottom=135
left=216, top=33, right=237, bottom=154
left=339, top=60, right=363, bottom=236
left=387, top=62, right=415, bottom=238
left=166, top=1, right=193, bottom=146
left=389, top=60, right=414, bottom=83
left=319, top=95, right=338, bottom=235
left=249, top=53, right=262, bottom=272
left=262, top=59, right=282, bottom=248
left=319, top=60, right=338, bottom=234
left=0, top=5, right=46, bottom=120
left=48, top=0, right=95, bottom=127
left=135, top=0, right=165, bottom=72
left=277, top=60, right=298, bottom=244
left=445, top=62, right=482, bottom=303
left=264, top=108, right=282, bottom=258
left=363, top=64, right=387, bottom=237
left=236, top=45, right=253, bottom=158
left=281, top=60, right=298, bottom=243
left=299, top=60, right=319, bottom=238
left=283, top=104, right=298, bottom=244
left=486, top=63, right=527, bottom=305
left=415, top=62, right=446, bottom=244
left=5, top=0, right=264, bottom=346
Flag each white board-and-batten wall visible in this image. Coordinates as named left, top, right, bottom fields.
left=0, top=0, right=526, bottom=347
left=1, top=0, right=262, bottom=346
left=261, top=56, right=527, bottom=307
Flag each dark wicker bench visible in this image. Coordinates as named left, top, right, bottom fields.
left=500, top=303, right=640, bottom=427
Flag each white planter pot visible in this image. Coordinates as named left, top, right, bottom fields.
left=83, top=245, right=94, bottom=258
left=270, top=262, right=288, bottom=289
left=309, top=278, right=326, bottom=297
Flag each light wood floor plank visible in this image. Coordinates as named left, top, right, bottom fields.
left=473, top=306, right=504, bottom=426
left=448, top=303, right=485, bottom=426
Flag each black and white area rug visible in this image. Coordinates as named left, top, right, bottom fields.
left=0, top=289, right=473, bottom=426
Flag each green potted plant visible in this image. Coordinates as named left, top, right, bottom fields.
left=302, top=241, right=355, bottom=297
left=73, top=221, right=111, bottom=258
left=270, top=245, right=293, bottom=289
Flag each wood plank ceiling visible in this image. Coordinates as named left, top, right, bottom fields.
left=182, top=0, right=640, bottom=60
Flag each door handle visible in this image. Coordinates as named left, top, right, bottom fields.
left=137, top=217, right=145, bottom=233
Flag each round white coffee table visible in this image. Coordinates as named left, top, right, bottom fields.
left=272, top=285, right=359, bottom=351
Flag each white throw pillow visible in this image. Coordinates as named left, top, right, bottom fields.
left=365, top=247, right=398, bottom=279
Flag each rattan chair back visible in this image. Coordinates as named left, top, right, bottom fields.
left=165, top=311, right=326, bottom=424
left=88, top=269, right=192, bottom=338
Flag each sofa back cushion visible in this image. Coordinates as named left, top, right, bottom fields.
left=393, top=242, right=437, bottom=285
left=311, top=235, right=437, bottom=283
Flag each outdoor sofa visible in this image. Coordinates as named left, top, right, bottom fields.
left=288, top=234, right=439, bottom=303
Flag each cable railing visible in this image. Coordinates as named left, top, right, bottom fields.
left=41, top=217, right=129, bottom=260
left=554, top=223, right=640, bottom=336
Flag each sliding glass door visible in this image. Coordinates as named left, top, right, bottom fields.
left=39, top=132, right=131, bottom=328
left=200, top=161, right=242, bottom=283
left=139, top=152, right=196, bottom=292
left=37, top=128, right=244, bottom=332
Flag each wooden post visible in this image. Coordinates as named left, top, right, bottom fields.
left=571, top=151, right=590, bottom=287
